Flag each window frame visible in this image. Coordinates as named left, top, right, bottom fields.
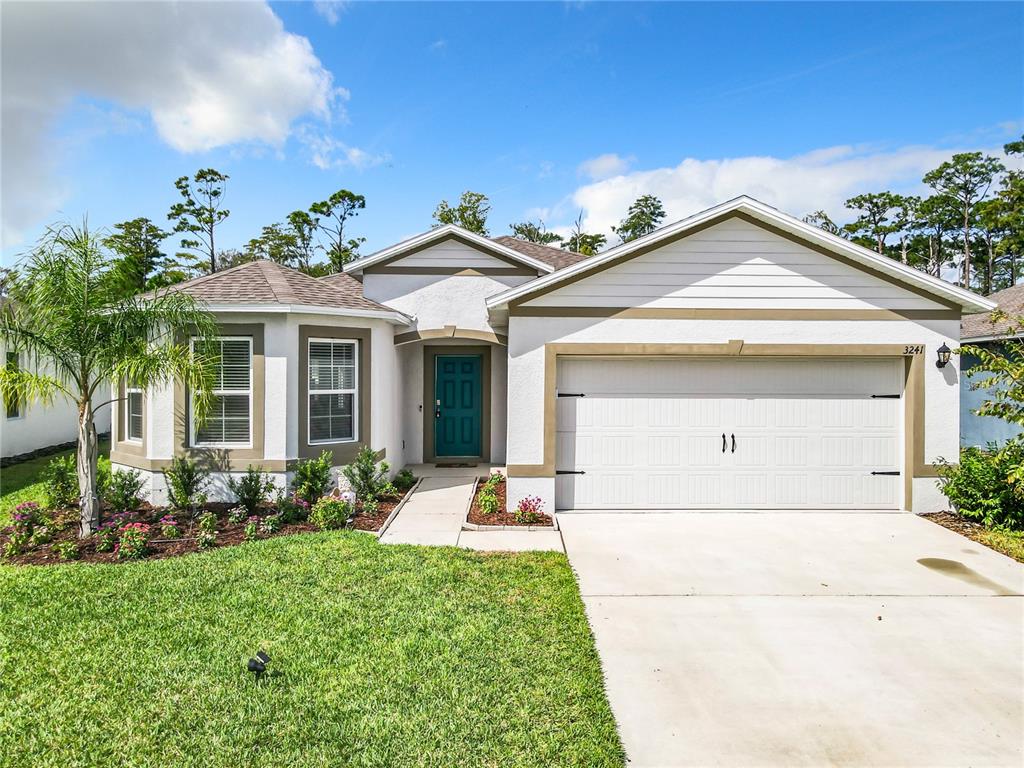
left=125, top=385, right=143, bottom=443
left=189, top=336, right=254, bottom=449
left=307, top=337, right=359, bottom=446
left=5, top=351, right=22, bottom=420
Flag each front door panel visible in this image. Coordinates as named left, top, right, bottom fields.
left=435, top=355, right=482, bottom=458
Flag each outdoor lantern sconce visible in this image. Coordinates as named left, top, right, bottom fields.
left=936, top=343, right=952, bottom=369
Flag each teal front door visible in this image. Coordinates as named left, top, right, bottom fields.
left=434, top=355, right=482, bottom=458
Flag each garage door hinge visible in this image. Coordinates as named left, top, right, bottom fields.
left=870, top=471, right=901, bottom=476
left=556, top=470, right=586, bottom=475
left=870, top=394, right=901, bottom=399
left=557, top=392, right=586, bottom=398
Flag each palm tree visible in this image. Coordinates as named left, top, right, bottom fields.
left=0, top=222, right=218, bottom=537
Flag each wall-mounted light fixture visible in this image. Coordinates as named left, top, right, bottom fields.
left=935, top=343, right=952, bottom=369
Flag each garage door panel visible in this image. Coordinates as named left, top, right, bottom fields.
left=556, top=357, right=902, bottom=510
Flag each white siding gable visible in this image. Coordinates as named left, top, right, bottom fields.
left=386, top=240, right=519, bottom=271
left=522, top=218, right=948, bottom=311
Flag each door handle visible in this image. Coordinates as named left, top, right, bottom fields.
left=731, top=434, right=736, bottom=453
left=722, top=433, right=726, bottom=453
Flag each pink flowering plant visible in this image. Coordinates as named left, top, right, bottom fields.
left=95, top=522, right=119, bottom=552
left=514, top=496, right=545, bottom=525
left=10, top=502, right=44, bottom=535
left=115, top=523, right=150, bottom=560
left=159, top=515, right=180, bottom=539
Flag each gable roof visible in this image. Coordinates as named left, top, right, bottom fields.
left=492, top=236, right=590, bottom=271
left=486, top=196, right=997, bottom=314
left=150, top=260, right=410, bottom=322
left=961, top=283, right=1024, bottom=340
left=343, top=224, right=556, bottom=275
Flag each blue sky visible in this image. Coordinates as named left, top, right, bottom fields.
left=2, top=1, right=1021, bottom=267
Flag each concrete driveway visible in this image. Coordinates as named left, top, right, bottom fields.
left=559, top=512, right=1024, bottom=768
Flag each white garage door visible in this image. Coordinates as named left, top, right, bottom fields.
left=555, top=357, right=903, bottom=510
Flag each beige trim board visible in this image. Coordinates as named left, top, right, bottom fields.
left=510, top=307, right=961, bottom=321
left=366, top=265, right=538, bottom=277
left=361, top=232, right=544, bottom=273
left=506, top=341, right=938, bottom=510
left=395, top=326, right=508, bottom=346
left=423, top=345, right=492, bottom=463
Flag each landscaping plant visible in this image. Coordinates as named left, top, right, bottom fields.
left=259, top=513, right=283, bottom=535
left=937, top=438, right=1024, bottom=530
left=292, top=450, right=334, bottom=505
left=478, top=486, right=500, bottom=516
left=309, top=498, right=353, bottom=530
left=3, top=531, right=30, bottom=559
left=163, top=456, right=209, bottom=511
left=42, top=455, right=79, bottom=509
left=341, top=447, right=390, bottom=501
left=227, top=506, right=247, bottom=524
left=196, top=530, right=216, bottom=549
left=227, top=466, right=274, bottom=515
left=196, top=511, right=218, bottom=534
left=244, top=517, right=260, bottom=542
left=159, top=515, right=180, bottom=539
left=95, top=522, right=118, bottom=553
left=393, top=468, right=417, bottom=492
left=52, top=540, right=80, bottom=561
left=104, top=468, right=145, bottom=513
left=115, top=523, right=150, bottom=560
left=0, top=222, right=219, bottom=537
left=275, top=492, right=310, bottom=524
left=514, top=496, right=545, bottom=525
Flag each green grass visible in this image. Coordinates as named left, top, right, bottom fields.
left=0, top=532, right=624, bottom=767
left=0, top=440, right=109, bottom=525
left=977, top=527, right=1024, bottom=563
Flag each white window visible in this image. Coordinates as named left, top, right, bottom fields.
left=126, top=386, right=143, bottom=442
left=191, top=337, right=252, bottom=447
left=5, top=351, right=21, bottom=419
left=308, top=338, right=358, bottom=444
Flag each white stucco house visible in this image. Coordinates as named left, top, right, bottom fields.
left=110, top=196, right=995, bottom=513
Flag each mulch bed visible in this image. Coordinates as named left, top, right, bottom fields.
left=467, top=476, right=553, bottom=527
left=1, top=491, right=409, bottom=567
left=920, top=511, right=1001, bottom=544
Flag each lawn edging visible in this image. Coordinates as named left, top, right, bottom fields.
left=375, top=477, right=422, bottom=538
left=461, top=476, right=559, bottom=532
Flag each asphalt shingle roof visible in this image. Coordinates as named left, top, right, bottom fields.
left=491, top=236, right=590, bottom=272
left=961, top=283, right=1024, bottom=340
left=153, top=260, right=393, bottom=313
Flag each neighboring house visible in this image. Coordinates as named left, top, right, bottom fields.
left=1, top=341, right=111, bottom=461
left=960, top=282, right=1024, bottom=448
left=110, top=196, right=994, bottom=513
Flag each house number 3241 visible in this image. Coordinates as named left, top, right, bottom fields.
left=904, top=345, right=923, bottom=355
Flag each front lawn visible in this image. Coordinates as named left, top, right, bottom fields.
left=0, top=532, right=624, bottom=767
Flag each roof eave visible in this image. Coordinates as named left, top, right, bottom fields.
left=200, top=303, right=413, bottom=325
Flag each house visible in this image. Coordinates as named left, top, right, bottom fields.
left=1, top=339, right=111, bottom=462
left=110, top=196, right=995, bottom=513
left=960, top=282, right=1023, bottom=448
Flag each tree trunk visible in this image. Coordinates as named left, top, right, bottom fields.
left=900, top=235, right=908, bottom=264
left=962, top=208, right=972, bottom=288
left=77, top=399, right=100, bottom=538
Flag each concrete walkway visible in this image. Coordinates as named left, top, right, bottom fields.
left=379, top=466, right=563, bottom=552
left=560, top=512, right=1024, bottom=768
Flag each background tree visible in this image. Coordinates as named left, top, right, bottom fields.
left=286, top=210, right=321, bottom=272
left=842, top=192, right=902, bottom=254
left=167, top=168, right=230, bottom=275
left=0, top=223, right=218, bottom=537
left=245, top=223, right=298, bottom=266
left=803, top=210, right=847, bottom=237
left=432, top=191, right=490, bottom=235
left=914, top=194, right=960, bottom=278
left=103, top=217, right=175, bottom=292
left=923, top=152, right=1004, bottom=288
left=310, top=190, right=366, bottom=271
left=611, top=194, right=666, bottom=243
left=564, top=212, right=606, bottom=256
left=509, top=220, right=563, bottom=245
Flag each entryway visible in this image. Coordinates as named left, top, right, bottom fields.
left=422, top=345, right=492, bottom=463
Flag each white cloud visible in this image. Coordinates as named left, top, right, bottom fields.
left=314, top=1, right=349, bottom=26
left=299, top=129, right=389, bottom=171
left=570, top=141, right=1023, bottom=237
left=0, top=1, right=343, bottom=248
left=429, top=39, right=448, bottom=52
left=577, top=152, right=633, bottom=181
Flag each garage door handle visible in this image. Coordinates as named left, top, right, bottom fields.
left=722, top=433, right=727, bottom=453
left=731, top=434, right=736, bottom=453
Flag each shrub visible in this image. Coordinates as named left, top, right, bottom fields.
left=361, top=498, right=379, bottom=516
left=292, top=450, right=334, bottom=505
left=514, top=496, right=545, bottom=525
left=53, top=541, right=80, bottom=561
left=163, top=456, right=209, bottom=510
left=42, top=455, right=78, bottom=509
left=393, top=468, right=417, bottom=492
left=227, top=506, right=248, bottom=524
left=196, top=530, right=216, bottom=549
left=275, top=492, right=310, bottom=524
left=115, top=523, right=149, bottom=560
left=377, top=481, right=399, bottom=499
left=938, top=438, right=1024, bottom=530
left=484, top=472, right=504, bottom=490
left=104, top=468, right=145, bottom=513
left=29, top=525, right=52, bottom=546
left=260, top=513, right=282, bottom=535
left=3, top=531, right=30, bottom=558
left=342, top=447, right=389, bottom=501
left=197, top=511, right=218, bottom=534
left=11, top=501, right=44, bottom=535
left=478, top=488, right=501, bottom=516
left=95, top=523, right=118, bottom=552
left=159, top=515, right=180, bottom=539
left=244, top=516, right=260, bottom=542
left=310, top=497, right=353, bottom=530
left=228, top=466, right=275, bottom=515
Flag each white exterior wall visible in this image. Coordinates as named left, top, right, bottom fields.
left=1, top=342, right=111, bottom=458
left=506, top=315, right=961, bottom=513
